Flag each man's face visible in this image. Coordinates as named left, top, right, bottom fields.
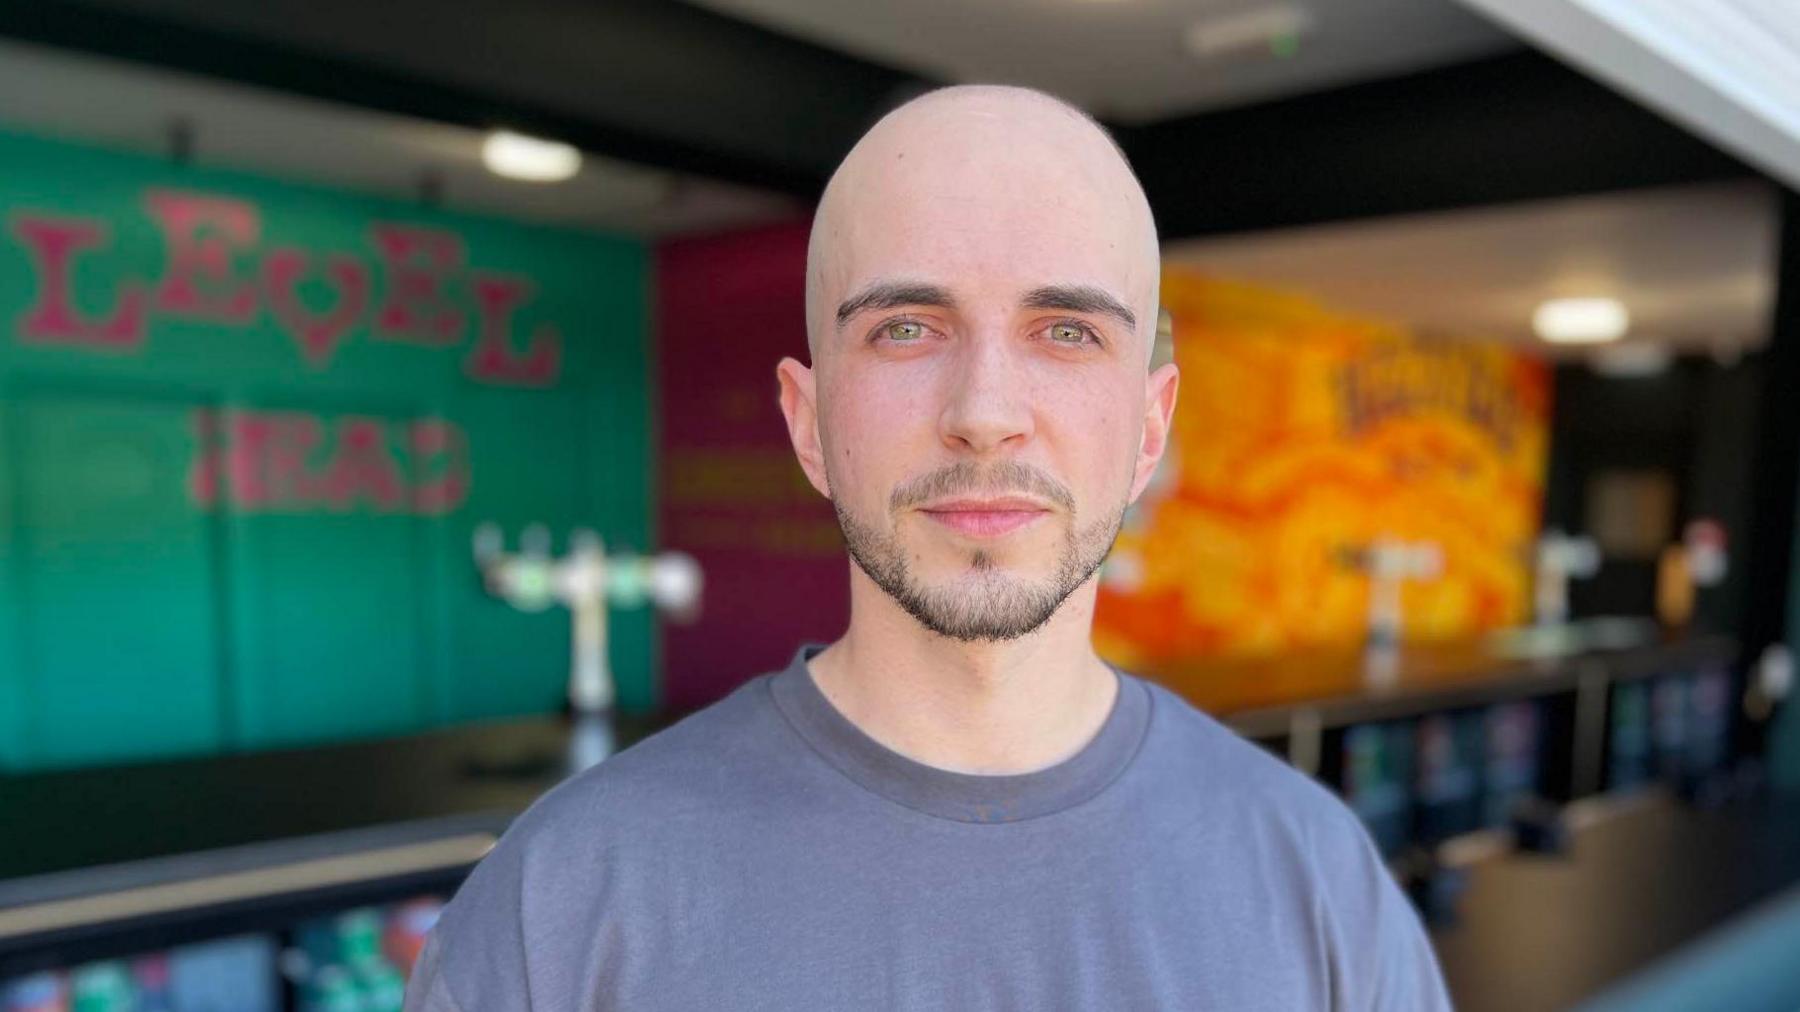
left=795, top=107, right=1172, bottom=642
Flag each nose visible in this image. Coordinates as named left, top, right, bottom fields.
left=937, top=332, right=1034, bottom=455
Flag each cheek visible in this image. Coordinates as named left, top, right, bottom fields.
left=823, top=372, right=939, bottom=503
left=1042, top=373, right=1142, bottom=491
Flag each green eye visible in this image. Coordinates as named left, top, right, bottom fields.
left=1049, top=323, right=1090, bottom=344
left=885, top=321, right=925, bottom=342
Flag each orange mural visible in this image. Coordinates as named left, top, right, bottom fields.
left=1093, top=270, right=1550, bottom=669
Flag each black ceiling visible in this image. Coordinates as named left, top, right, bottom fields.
left=1125, top=49, right=1751, bottom=236
left=0, top=0, right=1753, bottom=237
left=0, top=0, right=935, bottom=195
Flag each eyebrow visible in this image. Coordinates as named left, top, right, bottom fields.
left=1021, top=284, right=1137, bottom=331
left=836, top=281, right=957, bottom=328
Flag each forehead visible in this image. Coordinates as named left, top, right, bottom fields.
left=822, top=133, right=1154, bottom=309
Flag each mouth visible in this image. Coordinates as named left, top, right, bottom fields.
left=916, top=497, right=1052, bottom=539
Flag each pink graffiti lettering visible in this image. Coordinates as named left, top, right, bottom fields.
left=317, top=417, right=406, bottom=511
left=145, top=190, right=260, bottom=323
left=10, top=214, right=148, bottom=349
left=463, top=272, right=561, bottom=386
left=410, top=418, right=471, bottom=515
left=369, top=223, right=465, bottom=345
left=189, top=408, right=470, bottom=514
left=10, top=189, right=566, bottom=386
left=263, top=247, right=372, bottom=368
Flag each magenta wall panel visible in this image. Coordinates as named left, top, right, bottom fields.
left=655, top=220, right=850, bottom=710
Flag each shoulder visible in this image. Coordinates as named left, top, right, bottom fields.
left=1131, top=677, right=1451, bottom=1007
left=1137, top=673, right=1360, bottom=824
left=505, top=672, right=783, bottom=853
left=1133, top=675, right=1369, bottom=846
left=410, top=674, right=787, bottom=1006
left=426, top=671, right=787, bottom=922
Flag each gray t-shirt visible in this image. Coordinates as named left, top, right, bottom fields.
left=405, top=645, right=1451, bottom=1011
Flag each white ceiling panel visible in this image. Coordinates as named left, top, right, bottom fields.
left=1165, top=182, right=1779, bottom=358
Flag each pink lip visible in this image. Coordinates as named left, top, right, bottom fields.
left=919, top=498, right=1050, bottom=538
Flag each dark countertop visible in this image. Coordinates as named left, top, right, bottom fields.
left=1138, top=630, right=1735, bottom=737
left=0, top=712, right=666, bottom=886
left=0, top=712, right=671, bottom=973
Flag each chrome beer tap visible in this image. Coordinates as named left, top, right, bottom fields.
left=473, top=523, right=702, bottom=771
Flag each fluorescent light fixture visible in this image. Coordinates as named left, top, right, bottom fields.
left=482, top=130, right=581, bottom=182
left=1185, top=4, right=1315, bottom=59
left=1533, top=297, right=1630, bottom=344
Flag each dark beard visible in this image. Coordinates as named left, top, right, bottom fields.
left=832, top=493, right=1124, bottom=643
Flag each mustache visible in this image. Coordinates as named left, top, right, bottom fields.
left=889, top=460, right=1076, bottom=514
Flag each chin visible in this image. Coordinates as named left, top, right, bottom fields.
left=940, top=553, right=1045, bottom=584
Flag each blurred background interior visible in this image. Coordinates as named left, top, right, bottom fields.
left=2, top=1, right=1800, bottom=1009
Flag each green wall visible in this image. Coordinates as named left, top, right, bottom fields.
left=0, top=129, right=653, bottom=773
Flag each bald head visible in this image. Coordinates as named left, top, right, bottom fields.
left=804, top=85, right=1161, bottom=364
left=774, top=86, right=1181, bottom=645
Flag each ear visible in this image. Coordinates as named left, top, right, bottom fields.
left=1127, top=362, right=1179, bottom=504
left=776, top=356, right=832, bottom=499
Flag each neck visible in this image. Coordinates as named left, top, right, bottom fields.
left=805, top=563, right=1118, bottom=775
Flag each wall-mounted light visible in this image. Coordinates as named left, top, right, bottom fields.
left=482, top=130, right=581, bottom=182
left=1533, top=296, right=1630, bottom=344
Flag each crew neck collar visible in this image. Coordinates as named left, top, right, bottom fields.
left=767, top=643, right=1150, bottom=824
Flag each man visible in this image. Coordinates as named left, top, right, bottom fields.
left=405, top=85, right=1451, bottom=1011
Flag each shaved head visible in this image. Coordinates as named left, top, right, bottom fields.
left=805, top=85, right=1161, bottom=365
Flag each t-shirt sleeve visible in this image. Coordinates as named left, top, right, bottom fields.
left=400, top=930, right=467, bottom=1012
left=1362, top=861, right=1453, bottom=1011
left=401, top=826, right=536, bottom=1012
left=1316, top=808, right=1455, bottom=1011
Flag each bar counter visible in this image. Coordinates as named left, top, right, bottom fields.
left=0, top=714, right=665, bottom=975
left=1139, top=628, right=1734, bottom=736
left=1140, top=629, right=1736, bottom=793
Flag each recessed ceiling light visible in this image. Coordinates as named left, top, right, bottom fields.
left=1533, top=296, right=1630, bottom=344
left=482, top=130, right=581, bottom=182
